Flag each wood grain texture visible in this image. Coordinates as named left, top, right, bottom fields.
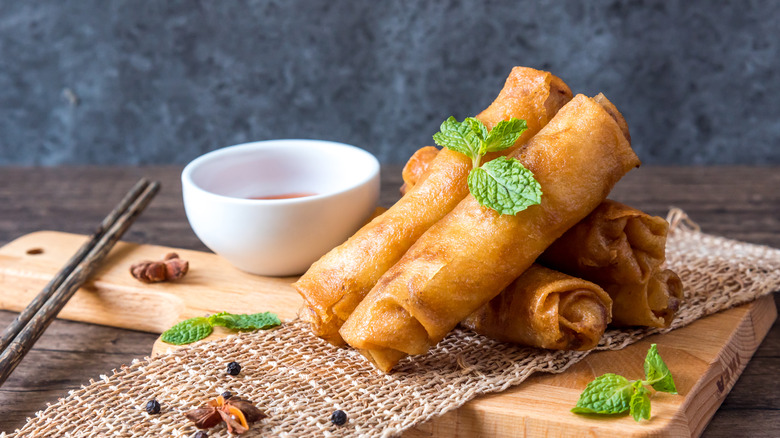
left=0, top=236, right=775, bottom=438
left=406, top=295, right=776, bottom=437
left=0, top=177, right=151, bottom=354
left=0, top=165, right=778, bottom=436
left=0, top=231, right=302, bottom=330
left=0, top=181, right=160, bottom=387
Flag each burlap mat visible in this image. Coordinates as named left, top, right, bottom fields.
left=4, top=209, right=780, bottom=438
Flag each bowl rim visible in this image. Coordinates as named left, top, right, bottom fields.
left=181, top=139, right=380, bottom=205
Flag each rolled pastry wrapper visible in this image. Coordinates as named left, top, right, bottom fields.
left=340, top=93, right=640, bottom=372
left=400, top=145, right=681, bottom=329
left=607, top=268, right=683, bottom=327
left=294, top=67, right=572, bottom=345
left=400, top=146, right=439, bottom=196
left=541, top=200, right=669, bottom=285
left=540, top=200, right=683, bottom=327
left=462, top=264, right=612, bottom=351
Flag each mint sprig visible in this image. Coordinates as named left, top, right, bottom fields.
left=468, top=157, right=542, bottom=215
left=208, top=311, right=282, bottom=331
left=433, top=116, right=540, bottom=215
left=643, top=344, right=678, bottom=393
left=161, top=317, right=213, bottom=345
left=433, top=116, right=526, bottom=169
left=572, top=344, right=677, bottom=422
left=570, top=373, right=634, bottom=415
left=161, top=311, right=282, bottom=345
left=630, top=382, right=652, bottom=422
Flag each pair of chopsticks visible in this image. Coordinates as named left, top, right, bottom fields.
left=0, top=178, right=160, bottom=386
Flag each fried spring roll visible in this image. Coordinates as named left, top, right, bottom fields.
left=462, top=265, right=612, bottom=350
left=540, top=200, right=684, bottom=327
left=606, top=269, right=683, bottom=327
left=294, top=67, right=573, bottom=345
left=400, top=146, right=439, bottom=195
left=403, top=149, right=611, bottom=349
left=340, top=94, right=641, bottom=371
left=402, top=151, right=681, bottom=329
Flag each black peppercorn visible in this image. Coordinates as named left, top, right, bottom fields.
left=193, top=431, right=208, bottom=438
left=330, top=409, right=347, bottom=426
left=221, top=391, right=233, bottom=399
left=145, top=399, right=161, bottom=415
left=226, top=361, right=241, bottom=376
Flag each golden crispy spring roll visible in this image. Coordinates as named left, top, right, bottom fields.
left=542, top=200, right=667, bottom=285
left=400, top=146, right=439, bottom=195
left=404, top=149, right=611, bottom=349
left=606, top=269, right=682, bottom=327
left=340, top=94, right=641, bottom=371
left=401, top=150, right=680, bottom=329
left=540, top=200, right=683, bottom=327
left=294, top=67, right=573, bottom=345
left=462, top=264, right=612, bottom=350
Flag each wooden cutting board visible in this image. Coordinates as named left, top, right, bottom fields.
left=0, top=231, right=776, bottom=437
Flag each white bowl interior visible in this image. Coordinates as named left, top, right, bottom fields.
left=186, top=140, right=378, bottom=200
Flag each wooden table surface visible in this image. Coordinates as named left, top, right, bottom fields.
left=0, top=165, right=778, bottom=437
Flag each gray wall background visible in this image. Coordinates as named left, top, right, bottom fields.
left=1, top=0, right=778, bottom=166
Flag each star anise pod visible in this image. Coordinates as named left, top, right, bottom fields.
left=185, top=395, right=267, bottom=434
left=185, top=406, right=222, bottom=430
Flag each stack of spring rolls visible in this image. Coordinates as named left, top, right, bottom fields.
left=294, top=67, right=684, bottom=372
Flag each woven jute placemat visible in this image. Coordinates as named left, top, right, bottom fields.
left=4, top=209, right=780, bottom=438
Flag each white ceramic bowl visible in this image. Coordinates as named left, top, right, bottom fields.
left=182, top=139, right=380, bottom=276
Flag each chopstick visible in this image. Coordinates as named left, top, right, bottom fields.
left=0, top=178, right=150, bottom=354
left=0, top=178, right=160, bottom=386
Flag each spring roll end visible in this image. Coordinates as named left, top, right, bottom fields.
left=340, top=298, right=430, bottom=357
left=556, top=290, right=611, bottom=350
left=609, top=269, right=684, bottom=328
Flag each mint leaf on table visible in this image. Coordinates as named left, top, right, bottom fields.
left=571, top=373, right=634, bottom=415
left=572, top=344, right=677, bottom=422
left=468, top=157, right=542, bottom=215
left=209, top=311, right=282, bottom=331
left=161, top=316, right=213, bottom=345
left=162, top=311, right=282, bottom=345
left=643, top=344, right=678, bottom=394
left=629, top=381, right=652, bottom=422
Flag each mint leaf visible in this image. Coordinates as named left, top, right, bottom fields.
left=432, top=116, right=481, bottom=161
left=465, top=117, right=489, bottom=142
left=433, top=116, right=529, bottom=171
left=161, top=316, right=213, bottom=345
left=573, top=345, right=678, bottom=422
left=571, top=373, right=634, bottom=415
left=484, top=118, right=527, bottom=153
left=464, top=117, right=490, bottom=155
left=162, top=311, right=281, bottom=345
left=630, top=381, right=652, bottom=421
left=643, top=344, right=677, bottom=394
left=209, top=311, right=281, bottom=331
left=433, top=115, right=539, bottom=216
left=468, top=157, right=542, bottom=215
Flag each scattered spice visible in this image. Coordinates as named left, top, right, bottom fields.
left=331, top=409, right=348, bottom=426
left=145, top=399, right=161, bottom=415
left=227, top=361, right=241, bottom=376
left=26, top=247, right=44, bottom=255
left=185, top=395, right=267, bottom=434
left=221, top=391, right=233, bottom=399
left=130, top=252, right=189, bottom=283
